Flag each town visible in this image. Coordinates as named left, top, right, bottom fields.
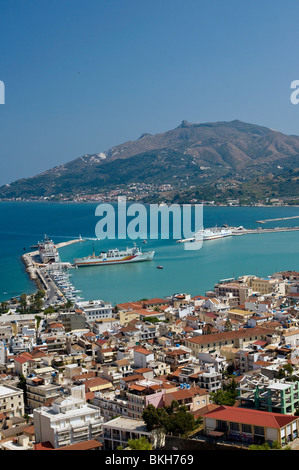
left=0, top=237, right=299, bottom=451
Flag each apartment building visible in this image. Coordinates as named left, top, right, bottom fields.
left=76, top=300, right=113, bottom=323
left=57, top=311, right=87, bottom=332
left=250, top=277, right=288, bottom=296
left=33, top=385, right=103, bottom=448
left=210, top=281, right=252, bottom=306
left=102, top=416, right=151, bottom=450
left=238, top=374, right=299, bottom=414
left=0, top=384, right=24, bottom=418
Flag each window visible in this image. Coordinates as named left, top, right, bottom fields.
left=254, top=426, right=264, bottom=436
left=230, top=422, right=239, bottom=432
left=241, top=423, right=252, bottom=434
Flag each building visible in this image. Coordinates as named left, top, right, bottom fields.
left=211, top=281, right=252, bottom=306
left=57, top=311, right=87, bottom=332
left=126, top=379, right=165, bottom=419
left=75, top=300, right=113, bottom=323
left=119, top=310, right=140, bottom=326
left=26, top=370, right=62, bottom=412
left=250, top=277, right=287, bottom=296
left=238, top=374, right=299, bottom=414
left=227, top=308, right=254, bottom=323
left=203, top=405, right=299, bottom=446
left=33, top=385, right=103, bottom=448
left=133, top=347, right=155, bottom=368
left=184, top=327, right=272, bottom=355
left=164, top=385, right=210, bottom=412
left=164, top=347, right=191, bottom=371
left=92, top=390, right=130, bottom=422
left=102, top=416, right=152, bottom=450
left=0, top=384, right=24, bottom=418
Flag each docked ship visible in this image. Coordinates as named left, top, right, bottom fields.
left=38, top=236, right=60, bottom=263
left=74, top=244, right=155, bottom=267
left=198, top=227, right=232, bottom=240
left=177, top=227, right=232, bottom=243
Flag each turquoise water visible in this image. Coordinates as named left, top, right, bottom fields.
left=1, top=202, right=299, bottom=304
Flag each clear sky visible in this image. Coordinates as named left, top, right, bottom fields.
left=1, top=0, right=299, bottom=185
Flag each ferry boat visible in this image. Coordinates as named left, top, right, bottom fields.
left=177, top=227, right=232, bottom=243
left=38, top=235, right=60, bottom=263
left=74, top=244, right=155, bottom=267
left=198, top=227, right=232, bottom=240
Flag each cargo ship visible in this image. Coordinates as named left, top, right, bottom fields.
left=74, top=244, right=155, bottom=267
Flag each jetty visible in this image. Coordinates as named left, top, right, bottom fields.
left=21, top=237, right=84, bottom=304
left=232, top=226, right=299, bottom=235
left=256, top=216, right=299, bottom=224
left=177, top=225, right=299, bottom=243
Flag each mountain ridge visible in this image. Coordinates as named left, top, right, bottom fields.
left=2, top=119, right=299, bottom=201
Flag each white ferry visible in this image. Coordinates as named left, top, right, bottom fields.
left=198, top=227, right=232, bottom=240
left=74, top=244, right=155, bottom=267
left=177, top=227, right=232, bottom=243
left=38, top=236, right=60, bottom=263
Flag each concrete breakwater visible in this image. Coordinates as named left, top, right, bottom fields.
left=256, top=216, right=299, bottom=224
left=232, top=226, right=299, bottom=235
left=21, top=238, right=84, bottom=293
left=21, top=253, right=37, bottom=280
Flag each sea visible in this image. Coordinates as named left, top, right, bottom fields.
left=1, top=201, right=299, bottom=305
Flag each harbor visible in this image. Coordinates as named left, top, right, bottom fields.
left=19, top=222, right=299, bottom=308
left=21, top=236, right=85, bottom=307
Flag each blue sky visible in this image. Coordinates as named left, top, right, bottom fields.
left=1, top=0, right=299, bottom=185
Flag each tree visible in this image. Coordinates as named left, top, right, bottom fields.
left=19, top=294, right=28, bottom=313
left=18, top=374, right=27, bottom=404
left=127, top=436, right=152, bottom=450
left=210, top=379, right=238, bottom=406
left=167, top=406, right=196, bottom=436
left=224, top=319, right=233, bottom=331
left=142, top=402, right=196, bottom=437
left=65, top=299, right=74, bottom=310
left=0, top=301, right=8, bottom=315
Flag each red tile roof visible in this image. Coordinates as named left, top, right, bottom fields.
left=204, top=405, right=298, bottom=429
left=134, top=347, right=153, bottom=355
left=56, top=439, right=103, bottom=450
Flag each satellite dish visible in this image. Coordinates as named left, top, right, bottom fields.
left=290, top=347, right=299, bottom=365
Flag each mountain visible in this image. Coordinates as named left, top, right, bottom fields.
left=2, top=119, right=299, bottom=201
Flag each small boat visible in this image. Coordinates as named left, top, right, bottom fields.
left=157, top=265, right=163, bottom=269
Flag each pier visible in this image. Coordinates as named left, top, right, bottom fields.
left=21, top=237, right=84, bottom=305
left=232, top=226, right=299, bottom=236
left=256, top=216, right=299, bottom=224
left=177, top=225, right=299, bottom=243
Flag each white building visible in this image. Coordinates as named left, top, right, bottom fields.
left=0, top=384, right=24, bottom=418
left=133, top=347, right=155, bottom=368
left=9, top=334, right=32, bottom=354
left=0, top=340, right=7, bottom=365
left=75, top=300, right=113, bottom=323
left=102, top=416, right=151, bottom=450
left=33, top=385, right=103, bottom=448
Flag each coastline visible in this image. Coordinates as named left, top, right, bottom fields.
left=1, top=199, right=299, bottom=208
